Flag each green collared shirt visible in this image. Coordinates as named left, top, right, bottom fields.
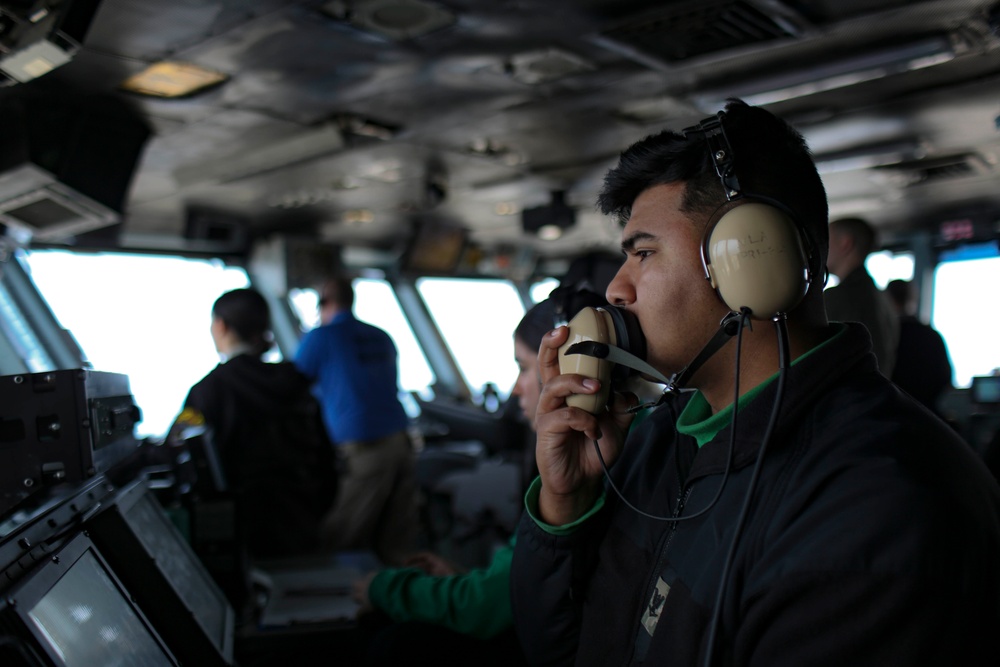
left=524, top=325, right=844, bottom=532
left=677, top=326, right=839, bottom=446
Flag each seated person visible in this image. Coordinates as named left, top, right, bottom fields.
left=352, top=289, right=607, bottom=667
left=176, top=287, right=337, bottom=561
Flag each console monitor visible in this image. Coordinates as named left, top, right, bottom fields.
left=0, top=532, right=177, bottom=666
left=85, top=478, right=235, bottom=666
left=971, top=375, right=1000, bottom=406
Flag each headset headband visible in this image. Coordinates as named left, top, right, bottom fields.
left=689, top=110, right=814, bottom=319
left=683, top=111, right=743, bottom=202
left=700, top=113, right=742, bottom=201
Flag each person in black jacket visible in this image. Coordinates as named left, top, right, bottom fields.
left=824, top=217, right=899, bottom=376
left=179, top=287, right=337, bottom=562
left=510, top=99, right=1000, bottom=666
left=884, top=278, right=953, bottom=415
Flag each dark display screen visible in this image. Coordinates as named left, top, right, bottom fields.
left=122, top=491, right=229, bottom=646
left=27, top=549, right=174, bottom=666
left=972, top=375, right=1000, bottom=405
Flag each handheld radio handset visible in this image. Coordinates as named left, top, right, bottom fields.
left=557, top=307, right=619, bottom=414
left=558, top=306, right=746, bottom=415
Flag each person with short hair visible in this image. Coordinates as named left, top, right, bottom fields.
left=294, top=275, right=417, bottom=565
left=884, top=278, right=953, bottom=414
left=825, top=216, right=900, bottom=375
left=510, top=99, right=1000, bottom=666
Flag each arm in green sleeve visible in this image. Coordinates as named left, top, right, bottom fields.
left=367, top=539, right=515, bottom=640
left=523, top=475, right=605, bottom=535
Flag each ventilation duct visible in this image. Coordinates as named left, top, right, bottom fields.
left=0, top=0, right=104, bottom=84
left=0, top=92, right=151, bottom=243
left=595, top=0, right=806, bottom=67
left=876, top=153, right=992, bottom=187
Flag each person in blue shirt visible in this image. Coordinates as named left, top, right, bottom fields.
left=294, top=275, right=417, bottom=565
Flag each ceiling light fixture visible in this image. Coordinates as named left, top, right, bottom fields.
left=343, top=209, right=375, bottom=224
left=494, top=202, right=520, bottom=216
left=0, top=0, right=102, bottom=85
left=537, top=224, right=565, bottom=241
left=121, top=62, right=228, bottom=98
left=522, top=190, right=576, bottom=240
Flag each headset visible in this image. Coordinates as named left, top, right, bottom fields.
left=556, top=304, right=647, bottom=413
left=545, top=279, right=650, bottom=414
left=556, top=111, right=815, bottom=414
left=553, top=110, right=808, bottom=666
left=695, top=112, right=813, bottom=320
left=690, top=111, right=808, bottom=667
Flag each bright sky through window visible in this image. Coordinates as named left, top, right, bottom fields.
left=24, top=250, right=249, bottom=437
left=20, top=247, right=999, bottom=443
left=417, top=278, right=525, bottom=398
left=933, top=256, right=1000, bottom=387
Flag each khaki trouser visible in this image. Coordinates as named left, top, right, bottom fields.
left=320, top=430, right=418, bottom=566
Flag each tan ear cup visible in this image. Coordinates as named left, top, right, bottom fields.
left=557, top=307, right=617, bottom=414
left=703, top=202, right=810, bottom=319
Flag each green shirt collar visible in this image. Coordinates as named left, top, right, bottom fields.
left=675, top=325, right=844, bottom=447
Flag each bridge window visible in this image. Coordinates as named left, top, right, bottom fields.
left=866, top=251, right=915, bottom=288
left=932, top=250, right=1000, bottom=387
left=416, top=278, right=525, bottom=399
left=0, top=279, right=54, bottom=373
left=530, top=277, right=559, bottom=303
left=22, top=250, right=249, bottom=438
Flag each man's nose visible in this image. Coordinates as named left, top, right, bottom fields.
left=606, top=266, right=633, bottom=306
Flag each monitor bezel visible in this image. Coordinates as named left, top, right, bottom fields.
left=0, top=532, right=178, bottom=667
left=84, top=478, right=235, bottom=666
left=971, top=375, right=1000, bottom=406
left=399, top=220, right=468, bottom=276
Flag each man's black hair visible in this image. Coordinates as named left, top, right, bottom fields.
left=597, top=98, right=829, bottom=268
left=830, top=216, right=877, bottom=257
left=319, top=274, right=356, bottom=310
left=516, top=288, right=607, bottom=350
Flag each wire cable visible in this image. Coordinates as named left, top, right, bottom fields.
left=701, top=315, right=791, bottom=667
left=591, top=308, right=751, bottom=522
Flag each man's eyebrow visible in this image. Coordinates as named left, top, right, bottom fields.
left=621, top=231, right=657, bottom=254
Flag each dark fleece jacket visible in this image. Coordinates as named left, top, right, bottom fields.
left=512, top=322, right=1000, bottom=666
left=184, top=355, right=336, bottom=558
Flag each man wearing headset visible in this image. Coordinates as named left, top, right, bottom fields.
left=510, top=99, right=1000, bottom=666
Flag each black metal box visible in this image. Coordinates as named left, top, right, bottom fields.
left=0, top=369, right=140, bottom=518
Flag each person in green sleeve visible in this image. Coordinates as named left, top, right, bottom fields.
left=510, top=98, right=1000, bottom=667
left=352, top=289, right=607, bottom=667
